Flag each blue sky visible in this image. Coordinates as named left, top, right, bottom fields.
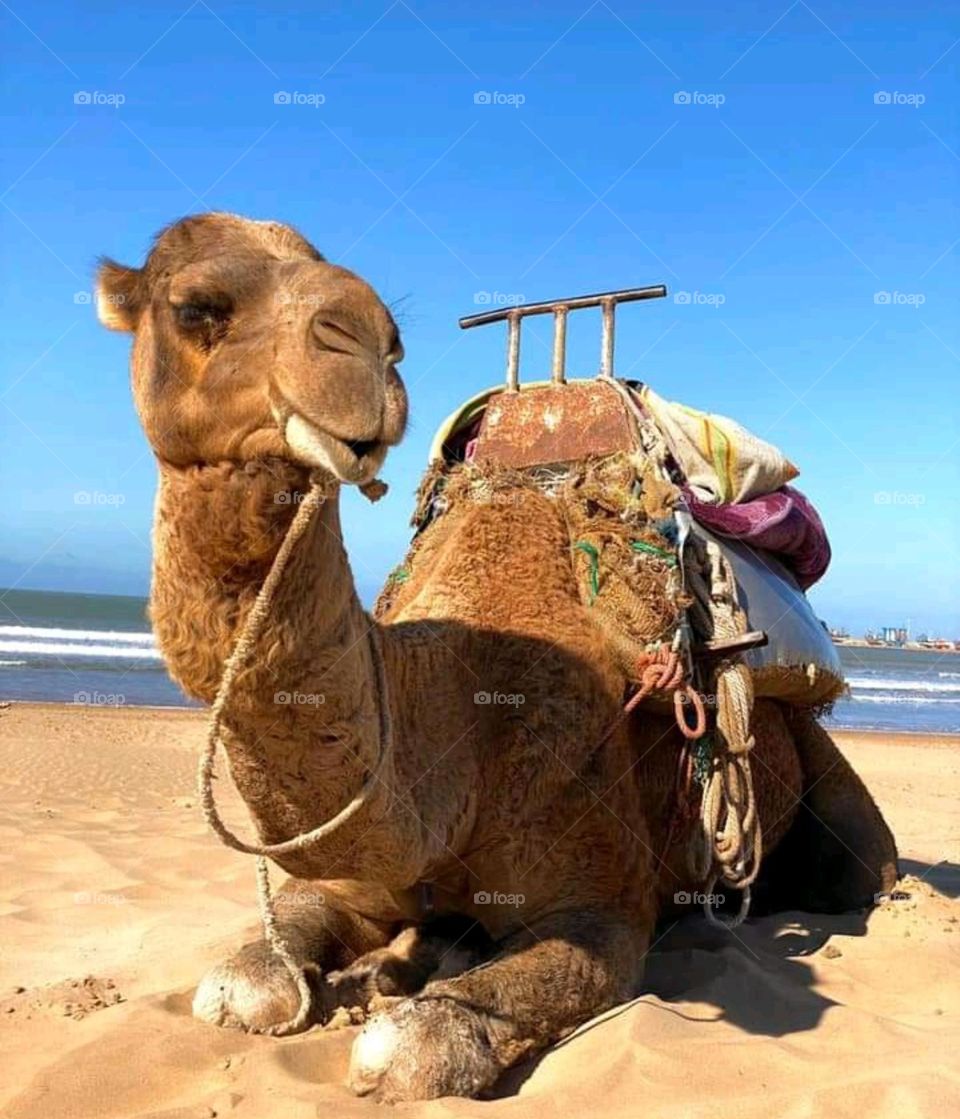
left=1, top=0, right=957, bottom=636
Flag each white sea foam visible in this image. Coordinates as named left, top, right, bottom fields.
left=850, top=694, right=960, bottom=705
left=0, top=625, right=154, bottom=645
left=0, top=635, right=158, bottom=657
left=846, top=676, right=960, bottom=695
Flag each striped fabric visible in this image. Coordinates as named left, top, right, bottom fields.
left=640, top=386, right=799, bottom=505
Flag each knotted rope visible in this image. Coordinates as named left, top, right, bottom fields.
left=198, top=476, right=394, bottom=1036
left=686, top=539, right=762, bottom=929
left=596, top=645, right=707, bottom=753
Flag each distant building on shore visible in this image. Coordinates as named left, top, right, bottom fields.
left=881, top=626, right=909, bottom=645
left=830, top=625, right=959, bottom=652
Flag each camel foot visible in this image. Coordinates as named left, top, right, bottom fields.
left=193, top=941, right=310, bottom=1033
left=348, top=996, right=499, bottom=1103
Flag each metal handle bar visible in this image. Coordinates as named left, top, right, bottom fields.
left=458, top=285, right=667, bottom=389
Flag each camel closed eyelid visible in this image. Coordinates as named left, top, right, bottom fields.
left=311, top=318, right=364, bottom=351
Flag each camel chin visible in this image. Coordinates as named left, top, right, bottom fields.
left=282, top=411, right=386, bottom=485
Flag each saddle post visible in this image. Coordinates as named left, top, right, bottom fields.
left=600, top=298, right=615, bottom=378
left=552, top=307, right=568, bottom=384
left=460, top=285, right=667, bottom=389
left=506, top=311, right=521, bottom=392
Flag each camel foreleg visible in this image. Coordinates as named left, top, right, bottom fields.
left=347, top=907, right=646, bottom=1102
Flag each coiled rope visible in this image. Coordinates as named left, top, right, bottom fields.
left=609, top=377, right=763, bottom=929
left=198, top=476, right=393, bottom=1035
left=686, top=539, right=762, bottom=929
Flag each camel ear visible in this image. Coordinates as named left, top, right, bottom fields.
left=96, top=259, right=144, bottom=332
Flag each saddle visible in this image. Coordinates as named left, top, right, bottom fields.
left=389, top=287, right=843, bottom=711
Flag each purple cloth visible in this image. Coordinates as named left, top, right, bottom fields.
left=683, top=484, right=831, bottom=589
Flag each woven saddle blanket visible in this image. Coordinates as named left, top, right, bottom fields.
left=381, top=379, right=843, bottom=709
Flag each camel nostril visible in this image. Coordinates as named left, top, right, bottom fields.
left=344, top=438, right=378, bottom=459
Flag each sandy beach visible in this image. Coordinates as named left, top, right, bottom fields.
left=0, top=702, right=957, bottom=1118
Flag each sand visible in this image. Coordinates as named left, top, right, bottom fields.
left=0, top=702, right=957, bottom=1118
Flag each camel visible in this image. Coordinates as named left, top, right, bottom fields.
left=96, top=213, right=898, bottom=1103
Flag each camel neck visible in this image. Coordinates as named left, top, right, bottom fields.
left=149, top=459, right=360, bottom=700
left=149, top=460, right=403, bottom=876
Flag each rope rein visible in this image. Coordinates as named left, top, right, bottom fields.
left=198, top=477, right=393, bottom=1036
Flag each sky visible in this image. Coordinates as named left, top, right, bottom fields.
left=1, top=0, right=957, bottom=636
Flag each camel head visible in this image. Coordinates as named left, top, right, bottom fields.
left=97, top=212, right=407, bottom=484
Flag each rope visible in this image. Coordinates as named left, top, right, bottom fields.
left=631, top=539, right=678, bottom=567
left=602, top=380, right=762, bottom=929
left=574, top=540, right=601, bottom=604
left=197, top=476, right=394, bottom=1036
left=595, top=646, right=706, bottom=753
left=686, top=539, right=762, bottom=929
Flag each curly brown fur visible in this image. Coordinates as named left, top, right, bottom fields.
left=100, top=212, right=899, bottom=1104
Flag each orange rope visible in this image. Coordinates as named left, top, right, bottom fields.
left=674, top=685, right=707, bottom=739
left=598, top=646, right=707, bottom=749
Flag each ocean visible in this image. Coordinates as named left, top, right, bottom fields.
left=0, top=587, right=192, bottom=708
left=824, top=645, right=960, bottom=735
left=1, top=588, right=958, bottom=733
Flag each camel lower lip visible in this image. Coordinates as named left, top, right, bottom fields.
left=282, top=411, right=385, bottom=484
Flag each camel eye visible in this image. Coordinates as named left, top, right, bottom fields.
left=175, top=304, right=205, bottom=329
left=174, top=300, right=230, bottom=330
left=171, top=296, right=233, bottom=349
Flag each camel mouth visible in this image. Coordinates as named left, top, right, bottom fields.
left=281, top=411, right=387, bottom=484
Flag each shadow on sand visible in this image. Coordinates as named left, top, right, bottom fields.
left=493, top=861, right=952, bottom=1099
